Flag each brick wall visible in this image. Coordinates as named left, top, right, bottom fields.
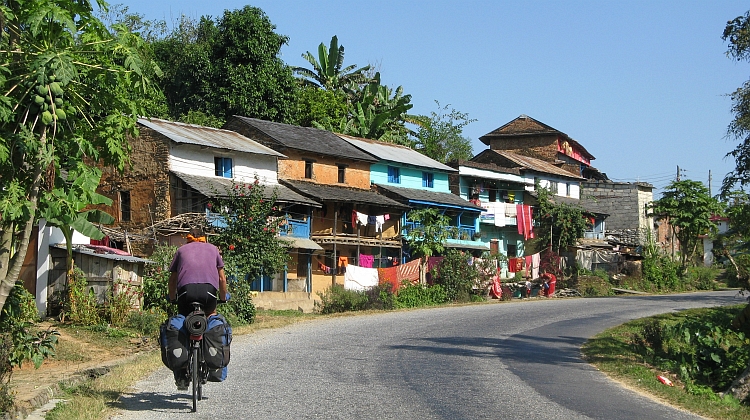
left=278, top=149, right=370, bottom=189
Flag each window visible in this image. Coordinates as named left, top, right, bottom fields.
left=422, top=172, right=433, bottom=188
left=549, top=181, right=558, bottom=194
left=304, top=160, right=313, bottom=179
left=489, top=188, right=496, bottom=202
left=507, top=243, right=517, bottom=258
left=119, top=191, right=131, bottom=222
left=565, top=183, right=571, bottom=197
left=214, top=157, right=232, bottom=178
left=387, top=166, right=400, bottom=184
left=337, top=164, right=346, bottom=183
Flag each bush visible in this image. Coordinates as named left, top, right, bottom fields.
left=725, top=254, right=750, bottom=289
left=393, top=283, right=447, bottom=308
left=577, top=275, right=613, bottom=297
left=686, top=266, right=719, bottom=291
left=317, top=284, right=369, bottom=314
left=65, top=267, right=102, bottom=326
left=633, top=306, right=750, bottom=393
left=432, top=250, right=477, bottom=302
left=125, top=308, right=166, bottom=337
left=142, top=244, right=177, bottom=313
left=226, top=279, right=256, bottom=324
left=107, top=278, right=142, bottom=327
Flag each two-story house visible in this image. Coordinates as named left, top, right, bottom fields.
left=335, top=135, right=488, bottom=255
left=223, top=117, right=409, bottom=297
left=95, top=118, right=323, bottom=306
left=447, top=160, right=532, bottom=264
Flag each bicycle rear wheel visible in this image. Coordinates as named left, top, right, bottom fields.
left=191, top=346, right=199, bottom=412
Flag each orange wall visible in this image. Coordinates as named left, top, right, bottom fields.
left=278, top=149, right=371, bottom=189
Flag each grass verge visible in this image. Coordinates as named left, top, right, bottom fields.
left=582, top=306, right=750, bottom=420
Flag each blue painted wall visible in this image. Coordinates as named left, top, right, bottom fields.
left=371, top=163, right=450, bottom=192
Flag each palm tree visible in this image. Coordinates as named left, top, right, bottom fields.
left=293, top=36, right=370, bottom=91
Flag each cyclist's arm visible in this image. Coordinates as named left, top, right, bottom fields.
left=218, top=267, right=228, bottom=301
left=168, top=271, right=178, bottom=302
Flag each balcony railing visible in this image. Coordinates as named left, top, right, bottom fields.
left=279, top=217, right=310, bottom=238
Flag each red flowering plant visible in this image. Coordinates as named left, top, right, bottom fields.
left=209, top=178, right=291, bottom=286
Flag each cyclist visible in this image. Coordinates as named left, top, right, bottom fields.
left=168, top=227, right=228, bottom=390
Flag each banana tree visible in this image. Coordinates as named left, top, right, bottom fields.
left=38, top=165, right=115, bottom=282
left=293, top=35, right=370, bottom=90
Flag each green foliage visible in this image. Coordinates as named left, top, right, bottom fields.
left=152, top=7, right=298, bottom=123
left=225, top=278, right=256, bottom=324
left=534, top=186, right=590, bottom=252
left=0, top=0, right=160, bottom=312
left=106, top=278, right=142, bottom=327
left=650, top=180, right=722, bottom=269
left=722, top=11, right=750, bottom=194
left=725, top=254, right=750, bottom=288
left=65, top=268, right=102, bottom=326
left=125, top=308, right=166, bottom=337
left=410, top=101, right=475, bottom=163
left=432, top=250, right=477, bottom=302
left=293, top=35, right=371, bottom=90
left=633, top=306, right=750, bottom=393
left=316, top=284, right=371, bottom=314
left=294, top=85, right=348, bottom=128
left=686, top=266, right=719, bottom=291
left=405, top=208, right=453, bottom=258
left=210, top=179, right=290, bottom=285
left=142, top=244, right=177, bottom=313
left=393, top=283, right=448, bottom=308
left=642, top=234, right=682, bottom=291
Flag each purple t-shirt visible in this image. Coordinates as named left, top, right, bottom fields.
left=169, top=241, right=224, bottom=289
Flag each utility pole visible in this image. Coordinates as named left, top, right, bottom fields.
left=676, top=165, right=680, bottom=181
left=708, top=170, right=712, bottom=197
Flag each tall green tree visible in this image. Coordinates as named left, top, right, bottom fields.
left=722, top=11, right=750, bottom=195
left=293, top=35, right=370, bottom=91
left=648, top=179, right=723, bottom=268
left=533, top=187, right=590, bottom=253
left=153, top=6, right=298, bottom=123
left=404, top=208, right=455, bottom=259
left=0, top=0, right=158, bottom=312
left=411, top=101, right=475, bottom=163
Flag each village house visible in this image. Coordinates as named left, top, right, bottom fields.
left=93, top=117, right=323, bottom=310
left=223, top=117, right=409, bottom=298
left=333, top=134, right=487, bottom=258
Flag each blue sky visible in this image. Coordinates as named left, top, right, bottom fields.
left=111, top=0, right=750, bottom=194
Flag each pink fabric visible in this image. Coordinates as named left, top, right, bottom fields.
left=525, top=255, right=533, bottom=277
left=516, top=204, right=534, bottom=240
left=84, top=244, right=130, bottom=256
left=516, top=204, right=524, bottom=237
left=359, top=254, right=374, bottom=268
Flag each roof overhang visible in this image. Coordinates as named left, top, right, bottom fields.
left=278, top=236, right=323, bottom=250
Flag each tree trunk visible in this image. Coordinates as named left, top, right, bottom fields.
left=0, top=130, right=47, bottom=311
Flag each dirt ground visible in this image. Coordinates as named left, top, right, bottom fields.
left=9, top=324, right=155, bottom=413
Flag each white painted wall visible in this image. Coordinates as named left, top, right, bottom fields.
left=169, top=143, right=280, bottom=185
left=523, top=174, right=580, bottom=199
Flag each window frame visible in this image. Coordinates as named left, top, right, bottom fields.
left=304, top=160, right=313, bottom=179
left=387, top=166, right=401, bottom=184
left=119, top=190, right=131, bottom=222
left=337, top=164, right=347, bottom=183
left=214, top=157, right=233, bottom=178
left=422, top=171, right=434, bottom=188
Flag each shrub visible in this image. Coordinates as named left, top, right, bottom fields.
left=725, top=254, right=750, bottom=289
left=317, top=284, right=369, bottom=314
left=686, top=266, right=719, bottom=291
left=393, top=283, right=448, bottom=308
left=142, top=244, right=177, bottom=313
left=65, top=267, right=102, bottom=326
left=107, top=278, right=143, bottom=327
left=125, top=308, right=166, bottom=337
left=433, top=250, right=477, bottom=302
left=226, top=279, right=256, bottom=324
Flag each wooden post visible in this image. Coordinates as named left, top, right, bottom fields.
left=332, top=206, right=337, bottom=287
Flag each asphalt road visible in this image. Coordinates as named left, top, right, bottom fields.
left=111, top=290, right=744, bottom=420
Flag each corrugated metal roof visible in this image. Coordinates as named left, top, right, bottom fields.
left=53, top=244, right=153, bottom=264
left=374, top=184, right=484, bottom=212
left=282, top=180, right=409, bottom=209
left=138, top=117, right=285, bottom=158
left=172, top=171, right=321, bottom=207
left=228, top=116, right=376, bottom=162
left=336, top=134, right=457, bottom=172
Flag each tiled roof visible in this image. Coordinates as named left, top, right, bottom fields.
left=172, top=172, right=321, bottom=207
left=374, top=184, right=484, bottom=212
left=337, top=134, right=456, bottom=172
left=472, top=150, right=584, bottom=180
left=228, top=116, right=377, bottom=162
left=479, top=114, right=594, bottom=159
left=281, top=180, right=408, bottom=209
left=138, top=117, right=285, bottom=157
